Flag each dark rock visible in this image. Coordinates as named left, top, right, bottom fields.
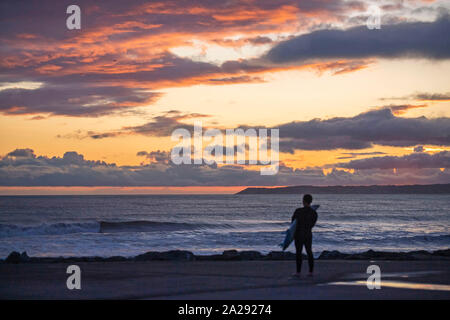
left=348, top=250, right=387, bottom=260
left=318, top=250, right=349, bottom=260
left=84, top=257, right=105, bottom=262
left=360, top=249, right=376, bottom=258
left=135, top=250, right=195, bottom=261
left=346, top=250, right=396, bottom=260
left=239, top=251, right=263, bottom=260
left=5, top=248, right=450, bottom=263
left=6, top=251, right=21, bottom=263
left=195, top=254, right=222, bottom=261
left=20, top=251, right=30, bottom=262
left=134, top=252, right=159, bottom=261
left=104, top=256, right=127, bottom=262
left=408, top=250, right=432, bottom=260
left=433, top=249, right=450, bottom=257
left=222, top=250, right=241, bottom=260
left=163, top=250, right=195, bottom=261
left=6, top=251, right=30, bottom=263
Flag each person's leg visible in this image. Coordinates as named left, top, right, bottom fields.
left=294, top=239, right=304, bottom=274
left=304, top=236, right=314, bottom=273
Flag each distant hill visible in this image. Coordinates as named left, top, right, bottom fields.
left=236, top=184, right=450, bottom=194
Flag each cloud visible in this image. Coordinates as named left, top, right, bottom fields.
left=0, top=148, right=114, bottom=168
left=383, top=104, right=428, bottom=115
left=381, top=92, right=450, bottom=102
left=1, top=51, right=343, bottom=118
left=0, top=85, right=161, bottom=117
left=368, top=104, right=429, bottom=116
left=82, top=108, right=450, bottom=154
left=137, top=150, right=171, bottom=164
left=265, top=16, right=450, bottom=63
left=0, top=0, right=361, bottom=43
left=409, top=92, right=449, bottom=102
left=336, top=151, right=450, bottom=170
left=207, top=76, right=265, bottom=84
left=0, top=0, right=364, bottom=74
left=6, top=148, right=35, bottom=158
left=246, top=36, right=274, bottom=45
left=87, top=111, right=210, bottom=139
left=413, top=92, right=450, bottom=101
left=277, top=108, right=450, bottom=152
left=0, top=0, right=383, bottom=118
left=336, top=151, right=386, bottom=160
left=1, top=148, right=448, bottom=186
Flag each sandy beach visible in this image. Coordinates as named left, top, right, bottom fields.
left=1, top=259, right=449, bottom=299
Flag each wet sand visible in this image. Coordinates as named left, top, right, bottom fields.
left=1, top=259, right=449, bottom=299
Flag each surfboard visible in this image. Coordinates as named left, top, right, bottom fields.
left=279, top=205, right=319, bottom=251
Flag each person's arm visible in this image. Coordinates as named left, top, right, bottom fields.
left=311, top=210, right=318, bottom=228
left=291, top=210, right=297, bottom=223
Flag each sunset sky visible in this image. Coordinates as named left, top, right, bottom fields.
left=0, top=0, right=449, bottom=194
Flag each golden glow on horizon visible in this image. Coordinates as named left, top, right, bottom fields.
left=0, top=186, right=253, bottom=195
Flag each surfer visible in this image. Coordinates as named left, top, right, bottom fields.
left=291, top=194, right=318, bottom=277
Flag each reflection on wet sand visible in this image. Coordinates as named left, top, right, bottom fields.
left=325, top=280, right=450, bottom=291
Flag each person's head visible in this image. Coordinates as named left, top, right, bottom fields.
left=303, top=194, right=313, bottom=207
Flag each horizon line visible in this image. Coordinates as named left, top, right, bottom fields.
left=0, top=184, right=448, bottom=195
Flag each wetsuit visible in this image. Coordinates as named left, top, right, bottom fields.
left=291, top=206, right=318, bottom=273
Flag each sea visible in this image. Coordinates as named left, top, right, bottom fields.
left=0, top=194, right=449, bottom=258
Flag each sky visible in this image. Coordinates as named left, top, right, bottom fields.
left=0, top=0, right=449, bottom=194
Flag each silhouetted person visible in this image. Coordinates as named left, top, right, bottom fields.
left=291, top=194, right=317, bottom=277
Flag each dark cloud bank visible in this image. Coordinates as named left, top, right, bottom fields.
left=337, top=151, right=450, bottom=170
left=0, top=148, right=448, bottom=187
left=82, top=108, right=450, bottom=155
left=277, top=108, right=450, bottom=152
left=266, top=16, right=450, bottom=63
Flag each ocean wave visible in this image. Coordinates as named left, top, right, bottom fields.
left=0, top=220, right=243, bottom=237
left=315, top=233, right=450, bottom=245
left=97, top=220, right=288, bottom=233
left=0, top=220, right=291, bottom=237
left=99, top=220, right=230, bottom=233
left=0, top=222, right=100, bottom=237
left=386, top=234, right=450, bottom=243
left=4, top=220, right=447, bottom=247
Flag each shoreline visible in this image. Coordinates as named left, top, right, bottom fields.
left=1, top=259, right=449, bottom=299
left=3, top=248, right=450, bottom=264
